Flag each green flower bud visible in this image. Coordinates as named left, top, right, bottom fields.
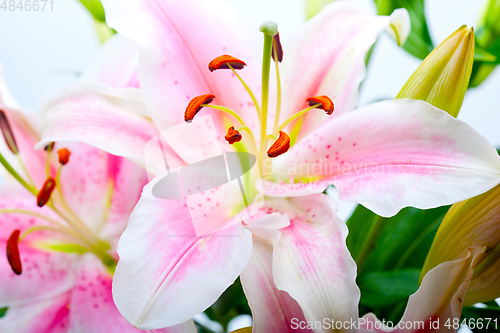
left=397, top=25, right=475, bottom=118
left=421, top=184, right=500, bottom=306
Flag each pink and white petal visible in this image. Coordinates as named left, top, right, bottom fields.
left=272, top=195, right=360, bottom=333
left=385, top=9, right=411, bottom=47
left=358, top=247, right=485, bottom=333
left=0, top=292, right=71, bottom=333
left=0, top=64, right=46, bottom=186
left=100, top=154, right=149, bottom=245
left=281, top=2, right=409, bottom=138
left=68, top=254, right=197, bottom=333
left=81, top=34, right=140, bottom=89
left=271, top=99, right=500, bottom=217
left=240, top=239, right=312, bottom=333
left=54, top=142, right=148, bottom=238
left=37, top=83, right=159, bottom=167
left=101, top=0, right=262, bottom=133
left=0, top=196, right=79, bottom=307
left=112, top=187, right=252, bottom=329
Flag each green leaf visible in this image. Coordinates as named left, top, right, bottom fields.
left=0, top=307, right=7, bottom=318
left=205, top=278, right=250, bottom=331
left=374, top=0, right=434, bottom=59
left=347, top=205, right=448, bottom=274
left=474, top=44, right=498, bottom=63
left=358, top=269, right=420, bottom=307
left=78, top=0, right=106, bottom=22
left=461, top=307, right=500, bottom=332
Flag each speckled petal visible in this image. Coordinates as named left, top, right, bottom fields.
left=69, top=255, right=197, bottom=333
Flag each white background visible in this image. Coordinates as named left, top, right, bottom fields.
left=0, top=0, right=497, bottom=331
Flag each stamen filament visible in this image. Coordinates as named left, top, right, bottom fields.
left=45, top=143, right=54, bottom=177
left=272, top=42, right=282, bottom=134
left=227, top=63, right=262, bottom=118
left=19, top=225, right=72, bottom=242
left=276, top=104, right=321, bottom=133
left=0, top=209, right=81, bottom=240
left=17, top=155, right=37, bottom=187
left=0, top=152, right=37, bottom=195
left=201, top=104, right=247, bottom=127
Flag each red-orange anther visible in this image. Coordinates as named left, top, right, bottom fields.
left=267, top=131, right=290, bottom=158
left=7, top=229, right=22, bottom=275
left=184, top=94, right=215, bottom=123
left=57, top=148, right=71, bottom=165
left=306, top=95, right=335, bottom=115
left=225, top=126, right=242, bottom=145
left=37, top=178, right=56, bottom=207
left=208, top=55, right=246, bottom=72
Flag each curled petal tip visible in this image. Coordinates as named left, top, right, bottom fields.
left=184, top=94, right=215, bottom=123
left=306, top=95, right=334, bottom=115
left=208, top=55, right=246, bottom=72
left=267, top=131, right=290, bottom=158
left=7, top=230, right=22, bottom=275
left=225, top=126, right=242, bottom=144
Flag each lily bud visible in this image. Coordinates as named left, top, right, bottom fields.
left=396, top=25, right=475, bottom=118
left=421, top=184, right=500, bottom=305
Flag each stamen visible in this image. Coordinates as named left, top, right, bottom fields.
left=44, top=142, right=54, bottom=151
left=7, top=229, right=22, bottom=275
left=225, top=126, right=242, bottom=145
left=37, top=177, right=56, bottom=207
left=306, top=95, right=335, bottom=115
left=208, top=55, right=246, bottom=72
left=0, top=110, right=19, bottom=154
left=267, top=131, right=290, bottom=158
left=271, top=33, right=283, bottom=63
left=184, top=94, right=216, bottom=123
left=58, top=148, right=71, bottom=165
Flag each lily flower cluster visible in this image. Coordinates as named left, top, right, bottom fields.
left=1, top=0, right=500, bottom=332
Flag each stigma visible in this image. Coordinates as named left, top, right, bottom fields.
left=208, top=55, right=246, bottom=72
left=306, top=96, right=335, bottom=115
left=267, top=131, right=290, bottom=158
left=185, top=94, right=215, bottom=123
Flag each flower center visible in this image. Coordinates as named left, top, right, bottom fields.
left=181, top=21, right=335, bottom=175
left=0, top=112, right=115, bottom=275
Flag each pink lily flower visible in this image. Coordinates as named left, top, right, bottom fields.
left=35, top=0, right=500, bottom=330
left=243, top=203, right=483, bottom=333
left=0, top=58, right=196, bottom=333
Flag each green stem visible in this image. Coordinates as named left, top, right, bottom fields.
left=272, top=42, right=282, bottom=134
left=260, top=33, right=273, bottom=142
left=355, top=216, right=387, bottom=272
left=0, top=152, right=37, bottom=195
